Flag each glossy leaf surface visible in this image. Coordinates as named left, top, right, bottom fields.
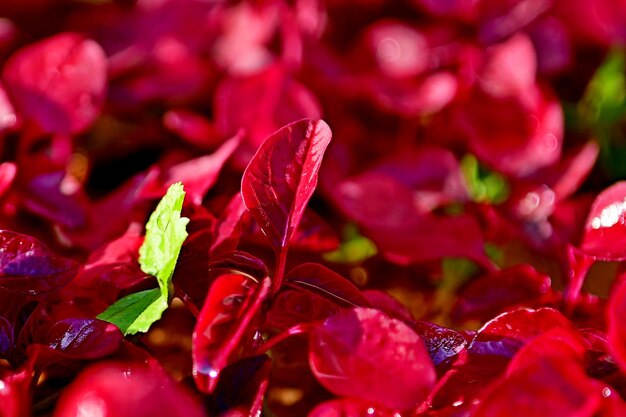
left=241, top=118, right=332, bottom=251
left=309, top=307, right=436, bottom=410
left=0, top=230, right=78, bottom=296
left=581, top=181, right=626, bottom=260
left=53, top=361, right=206, bottom=417
left=285, top=263, right=368, bottom=308
left=193, top=273, right=270, bottom=393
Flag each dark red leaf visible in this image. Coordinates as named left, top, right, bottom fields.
left=265, top=288, right=341, bottom=332
left=309, top=307, right=436, bottom=411
left=207, top=251, right=269, bottom=282
left=289, top=209, right=340, bottom=253
left=580, top=181, right=626, bottom=260
left=286, top=263, right=368, bottom=308
left=207, top=355, right=271, bottom=417
left=362, top=290, right=414, bottom=322
left=53, top=361, right=206, bottom=417
left=0, top=315, right=11, bottom=358
left=192, top=274, right=270, bottom=393
left=332, top=171, right=489, bottom=266
left=241, top=118, right=332, bottom=252
left=452, top=265, right=559, bottom=323
left=0, top=230, right=78, bottom=296
left=210, top=193, right=250, bottom=256
left=3, top=32, right=107, bottom=134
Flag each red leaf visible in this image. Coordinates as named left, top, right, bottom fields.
left=309, top=398, right=397, bottom=417
left=452, top=265, right=559, bottom=323
left=469, top=307, right=574, bottom=357
left=192, top=273, right=270, bottom=393
left=286, top=263, right=368, bottom=308
left=0, top=230, right=78, bottom=296
left=241, top=118, right=332, bottom=252
left=332, top=171, right=489, bottom=266
left=608, top=278, right=626, bottom=373
left=210, top=193, right=250, bottom=256
left=580, top=181, right=626, bottom=260
left=53, top=361, right=206, bottom=417
left=3, top=32, right=107, bottom=134
left=309, top=307, right=436, bottom=411
left=473, top=356, right=603, bottom=417
left=141, top=135, right=240, bottom=205
left=265, top=289, right=341, bottom=332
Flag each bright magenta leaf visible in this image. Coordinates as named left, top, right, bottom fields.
left=309, top=307, right=436, bottom=411
left=53, top=361, right=206, bottom=417
left=3, top=32, right=107, bottom=134
left=580, top=181, right=626, bottom=260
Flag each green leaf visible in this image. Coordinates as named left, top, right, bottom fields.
left=460, top=154, right=510, bottom=204
left=98, top=183, right=189, bottom=335
left=139, top=181, right=189, bottom=298
left=97, top=288, right=165, bottom=335
left=580, top=49, right=626, bottom=126
left=323, top=224, right=377, bottom=264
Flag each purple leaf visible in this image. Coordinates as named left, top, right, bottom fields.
left=580, top=181, right=626, bottom=260
left=192, top=273, right=270, bottom=393
left=3, top=32, right=107, bottom=135
left=207, top=355, right=271, bottom=417
left=285, top=263, right=368, bottom=308
left=44, top=318, right=122, bottom=360
left=309, top=307, right=436, bottom=411
left=241, top=118, right=332, bottom=252
left=411, top=321, right=468, bottom=367
left=469, top=308, right=574, bottom=357
left=0, top=230, right=78, bottom=296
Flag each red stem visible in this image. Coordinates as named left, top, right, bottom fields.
left=271, top=248, right=288, bottom=294
left=257, top=322, right=314, bottom=354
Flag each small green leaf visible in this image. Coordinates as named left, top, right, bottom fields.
left=323, top=224, right=377, bottom=264
left=97, top=288, right=165, bottom=335
left=98, top=183, right=189, bottom=335
left=139, top=181, right=189, bottom=298
left=580, top=49, right=626, bottom=126
left=461, top=154, right=510, bottom=204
